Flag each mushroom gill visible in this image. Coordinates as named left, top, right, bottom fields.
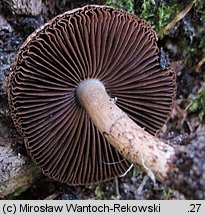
left=8, top=5, right=176, bottom=185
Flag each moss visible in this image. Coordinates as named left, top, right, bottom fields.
left=161, top=187, right=169, bottom=199
left=135, top=167, right=141, bottom=176
left=5, top=187, right=26, bottom=199
left=106, top=0, right=134, bottom=13
left=188, top=86, right=205, bottom=121
left=139, top=0, right=179, bottom=34
left=106, top=0, right=181, bottom=35
left=196, top=0, right=205, bottom=11
left=94, top=183, right=104, bottom=199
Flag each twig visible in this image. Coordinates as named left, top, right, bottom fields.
left=195, top=56, right=205, bottom=72
left=158, top=0, right=197, bottom=37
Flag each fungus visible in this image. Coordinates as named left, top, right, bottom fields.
left=8, top=5, right=176, bottom=185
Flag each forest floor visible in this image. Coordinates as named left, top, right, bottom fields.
left=0, top=0, right=205, bottom=200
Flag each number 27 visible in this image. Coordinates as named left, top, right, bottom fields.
left=189, top=204, right=201, bottom=212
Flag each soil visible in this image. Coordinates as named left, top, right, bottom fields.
left=0, top=0, right=204, bottom=200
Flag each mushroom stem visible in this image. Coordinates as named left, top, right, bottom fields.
left=77, top=79, right=176, bottom=181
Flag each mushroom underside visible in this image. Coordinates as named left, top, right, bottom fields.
left=8, top=5, right=176, bottom=185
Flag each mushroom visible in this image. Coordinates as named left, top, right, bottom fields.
left=8, top=5, right=176, bottom=185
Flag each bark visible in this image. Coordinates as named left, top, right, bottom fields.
left=4, top=0, right=42, bottom=16
left=166, top=125, right=205, bottom=199
left=0, top=113, right=41, bottom=198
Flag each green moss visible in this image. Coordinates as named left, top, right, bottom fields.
left=106, top=0, right=134, bottom=13
left=161, top=187, right=169, bottom=199
left=94, top=183, right=104, bottom=199
left=106, top=0, right=180, bottom=35
left=135, top=167, right=142, bottom=176
left=188, top=86, right=205, bottom=121
left=139, top=0, right=179, bottom=34
left=5, top=187, right=26, bottom=199
left=196, top=0, right=205, bottom=11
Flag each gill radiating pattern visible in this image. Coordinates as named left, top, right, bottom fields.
left=8, top=5, right=176, bottom=185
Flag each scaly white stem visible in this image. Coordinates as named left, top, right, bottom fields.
left=77, top=79, right=176, bottom=181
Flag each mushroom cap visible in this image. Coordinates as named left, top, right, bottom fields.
left=8, top=5, right=176, bottom=185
